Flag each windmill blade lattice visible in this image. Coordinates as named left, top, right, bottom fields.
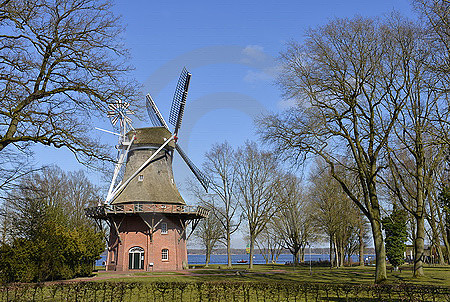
left=146, top=94, right=169, bottom=129
left=176, top=144, right=209, bottom=192
left=144, top=68, right=209, bottom=193
left=107, top=99, right=134, bottom=128
left=169, top=67, right=191, bottom=135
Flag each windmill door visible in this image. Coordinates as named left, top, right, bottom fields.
left=128, top=247, right=144, bottom=269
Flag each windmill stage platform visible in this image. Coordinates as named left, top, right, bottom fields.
left=85, top=203, right=209, bottom=220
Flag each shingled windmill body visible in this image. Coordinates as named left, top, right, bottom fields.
left=86, top=68, right=209, bottom=271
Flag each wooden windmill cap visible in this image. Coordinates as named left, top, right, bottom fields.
left=128, top=127, right=176, bottom=149
left=111, top=126, right=185, bottom=206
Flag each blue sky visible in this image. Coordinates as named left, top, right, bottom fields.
left=33, top=0, right=415, bottom=246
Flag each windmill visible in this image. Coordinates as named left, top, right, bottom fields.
left=86, top=67, right=209, bottom=271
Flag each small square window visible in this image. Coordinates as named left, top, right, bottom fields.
left=138, top=175, right=144, bottom=182
left=161, top=222, right=168, bottom=234
left=162, top=249, right=169, bottom=261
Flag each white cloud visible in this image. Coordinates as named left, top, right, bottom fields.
left=243, top=70, right=273, bottom=83
left=241, top=45, right=266, bottom=63
left=243, top=64, right=282, bottom=84
left=240, top=45, right=282, bottom=84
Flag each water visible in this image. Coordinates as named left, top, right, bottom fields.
left=188, top=254, right=364, bottom=265
left=96, top=253, right=371, bottom=266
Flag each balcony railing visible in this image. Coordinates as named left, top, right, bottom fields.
left=85, top=203, right=209, bottom=219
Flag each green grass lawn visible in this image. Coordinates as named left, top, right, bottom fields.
left=90, top=264, right=450, bottom=287
left=2, top=265, right=448, bottom=302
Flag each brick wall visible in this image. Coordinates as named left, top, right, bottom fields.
left=106, top=213, right=187, bottom=271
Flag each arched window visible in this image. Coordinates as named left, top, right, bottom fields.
left=129, top=246, right=144, bottom=269
left=162, top=248, right=169, bottom=261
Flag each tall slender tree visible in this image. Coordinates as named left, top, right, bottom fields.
left=381, top=15, right=448, bottom=276
left=235, top=141, right=280, bottom=269
left=194, top=212, right=223, bottom=267
left=190, top=142, right=241, bottom=268
left=309, top=160, right=362, bottom=267
left=274, top=174, right=313, bottom=265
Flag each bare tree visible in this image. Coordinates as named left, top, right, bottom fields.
left=0, top=0, right=139, bottom=165
left=309, top=160, right=362, bottom=267
left=235, top=141, right=280, bottom=269
left=426, top=187, right=447, bottom=264
left=66, top=170, right=104, bottom=227
left=3, top=166, right=100, bottom=238
left=273, top=173, right=313, bottom=265
left=356, top=214, right=370, bottom=266
left=258, top=15, right=424, bottom=283
left=0, top=150, right=41, bottom=198
left=413, top=0, right=450, bottom=76
left=190, top=142, right=241, bottom=268
left=255, top=222, right=283, bottom=264
left=193, top=213, right=223, bottom=267
left=380, top=17, right=449, bottom=276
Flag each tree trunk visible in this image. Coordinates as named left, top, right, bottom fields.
left=226, top=231, right=232, bottom=268
left=329, top=235, right=333, bottom=268
left=370, top=217, right=387, bottom=283
left=436, top=201, right=450, bottom=264
left=339, top=243, right=345, bottom=267
left=443, top=227, right=450, bottom=264
left=414, top=215, right=425, bottom=277
left=413, top=129, right=426, bottom=277
left=347, top=249, right=352, bottom=266
left=294, top=250, right=300, bottom=265
left=359, top=224, right=365, bottom=266
left=365, top=177, right=387, bottom=283
left=275, top=252, right=281, bottom=263
left=427, top=206, right=445, bottom=264
left=435, top=245, right=444, bottom=265
left=205, top=247, right=211, bottom=267
left=333, top=235, right=339, bottom=268
left=249, top=236, right=254, bottom=269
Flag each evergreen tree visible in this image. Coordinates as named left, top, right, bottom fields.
left=382, top=204, right=408, bottom=270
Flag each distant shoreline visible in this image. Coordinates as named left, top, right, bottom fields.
left=187, top=253, right=325, bottom=256
left=187, top=248, right=375, bottom=255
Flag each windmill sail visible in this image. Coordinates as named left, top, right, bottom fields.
left=145, top=67, right=209, bottom=192
left=169, top=67, right=191, bottom=136
left=176, top=144, right=209, bottom=192
left=146, top=94, right=169, bottom=129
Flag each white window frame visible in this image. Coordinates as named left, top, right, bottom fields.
left=138, top=175, right=144, bottom=182
left=161, top=222, right=168, bottom=234
left=162, top=248, right=169, bottom=261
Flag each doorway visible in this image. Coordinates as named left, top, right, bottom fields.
left=128, top=246, right=144, bottom=269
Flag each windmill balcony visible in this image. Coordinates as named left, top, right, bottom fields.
left=85, top=203, right=209, bottom=220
